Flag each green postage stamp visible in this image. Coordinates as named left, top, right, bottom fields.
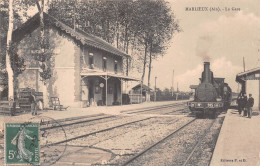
left=4, top=122, right=40, bottom=165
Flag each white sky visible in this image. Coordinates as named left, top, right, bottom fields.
left=147, top=0, right=260, bottom=92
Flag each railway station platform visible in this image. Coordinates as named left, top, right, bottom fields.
left=0, top=100, right=188, bottom=132
left=210, top=109, right=260, bottom=166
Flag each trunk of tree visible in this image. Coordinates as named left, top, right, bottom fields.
left=116, top=22, right=119, bottom=48
left=124, top=25, right=129, bottom=76
left=106, top=19, right=110, bottom=43
left=40, top=0, right=45, bottom=80
left=147, top=42, right=153, bottom=102
left=6, top=0, right=14, bottom=101
left=141, top=42, right=148, bottom=83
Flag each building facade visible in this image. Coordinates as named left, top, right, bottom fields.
left=13, top=13, right=139, bottom=108
left=236, top=67, right=260, bottom=110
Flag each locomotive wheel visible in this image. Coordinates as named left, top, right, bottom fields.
left=195, top=112, right=205, bottom=119
left=209, top=111, right=217, bottom=119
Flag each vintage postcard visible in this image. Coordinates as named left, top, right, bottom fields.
left=0, top=0, right=260, bottom=165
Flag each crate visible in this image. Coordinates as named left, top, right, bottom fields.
left=17, top=88, right=43, bottom=111
left=0, top=101, right=16, bottom=116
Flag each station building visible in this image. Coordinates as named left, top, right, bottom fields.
left=236, top=67, right=260, bottom=110
left=11, top=12, right=140, bottom=108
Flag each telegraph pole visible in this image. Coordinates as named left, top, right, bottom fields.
left=154, top=76, right=157, bottom=102
left=171, top=70, right=174, bottom=96
left=243, top=56, right=245, bottom=72
left=176, top=82, right=179, bottom=100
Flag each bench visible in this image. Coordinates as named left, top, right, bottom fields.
left=50, top=97, right=69, bottom=111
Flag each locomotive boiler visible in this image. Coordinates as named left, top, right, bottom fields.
left=187, top=62, right=232, bottom=118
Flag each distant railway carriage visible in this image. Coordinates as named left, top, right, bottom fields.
left=187, top=62, right=232, bottom=118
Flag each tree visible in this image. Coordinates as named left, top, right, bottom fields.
left=1, top=0, right=50, bottom=100
left=132, top=0, right=179, bottom=101
left=5, top=0, right=14, bottom=100
left=1, top=0, right=179, bottom=102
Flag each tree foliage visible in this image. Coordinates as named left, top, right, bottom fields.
left=48, top=0, right=179, bottom=84
left=0, top=0, right=35, bottom=86
left=1, top=0, right=180, bottom=100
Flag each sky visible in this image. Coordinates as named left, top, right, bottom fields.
left=148, top=0, right=260, bottom=92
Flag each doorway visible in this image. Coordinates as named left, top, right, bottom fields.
left=102, top=82, right=106, bottom=105
left=113, top=82, right=118, bottom=103
left=88, top=80, right=94, bottom=105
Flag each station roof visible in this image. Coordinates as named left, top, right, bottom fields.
left=236, top=67, right=260, bottom=83
left=8, top=12, right=131, bottom=59
left=132, top=84, right=152, bottom=91
left=80, top=69, right=140, bottom=81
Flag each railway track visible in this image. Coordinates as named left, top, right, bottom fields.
left=43, top=116, right=154, bottom=147
left=182, top=118, right=216, bottom=166
left=136, top=106, right=187, bottom=115
left=40, top=114, right=116, bottom=130
left=123, top=102, right=187, bottom=115
left=120, top=117, right=220, bottom=166
left=40, top=102, right=188, bottom=131
left=121, top=118, right=197, bottom=166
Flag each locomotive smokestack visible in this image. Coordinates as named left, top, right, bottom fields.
left=203, top=62, right=211, bottom=83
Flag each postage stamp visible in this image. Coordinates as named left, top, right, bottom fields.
left=4, top=122, right=40, bottom=165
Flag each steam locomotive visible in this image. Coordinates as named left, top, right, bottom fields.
left=187, top=62, right=232, bottom=118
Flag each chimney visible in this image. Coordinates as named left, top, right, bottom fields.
left=203, top=62, right=211, bottom=83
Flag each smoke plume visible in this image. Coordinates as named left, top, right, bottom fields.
left=196, top=35, right=213, bottom=62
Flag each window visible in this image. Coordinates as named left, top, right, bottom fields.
left=89, top=53, right=94, bottom=69
left=114, top=60, right=118, bottom=74
left=103, top=57, right=107, bottom=72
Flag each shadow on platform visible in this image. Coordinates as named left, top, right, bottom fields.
left=252, top=111, right=259, bottom=116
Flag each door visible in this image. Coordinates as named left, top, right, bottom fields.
left=88, top=80, right=94, bottom=105
left=113, top=82, right=118, bottom=103
left=102, top=82, right=106, bottom=105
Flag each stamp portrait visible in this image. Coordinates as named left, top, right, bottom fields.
left=4, top=122, right=40, bottom=165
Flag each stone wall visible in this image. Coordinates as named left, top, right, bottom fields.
left=17, top=26, right=81, bottom=107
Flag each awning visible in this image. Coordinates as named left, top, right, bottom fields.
left=237, top=67, right=260, bottom=77
left=80, top=70, right=140, bottom=81
left=132, top=84, right=152, bottom=91
left=236, top=67, right=260, bottom=83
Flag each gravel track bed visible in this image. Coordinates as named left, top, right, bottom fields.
left=125, top=119, right=214, bottom=166
left=44, top=115, right=152, bottom=144
left=166, top=108, right=192, bottom=115
left=185, top=116, right=225, bottom=166
left=101, top=117, right=195, bottom=165
left=136, top=106, right=187, bottom=115
left=68, top=117, right=181, bottom=147
left=125, top=104, right=186, bottom=114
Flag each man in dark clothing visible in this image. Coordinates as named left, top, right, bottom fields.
left=246, top=94, right=254, bottom=118
left=241, top=93, right=247, bottom=116
left=29, top=92, right=37, bottom=116
left=237, top=95, right=242, bottom=115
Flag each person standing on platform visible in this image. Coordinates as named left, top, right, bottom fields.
left=241, top=93, right=247, bottom=117
left=237, top=94, right=242, bottom=115
left=246, top=94, right=254, bottom=118
left=29, top=92, right=37, bottom=116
